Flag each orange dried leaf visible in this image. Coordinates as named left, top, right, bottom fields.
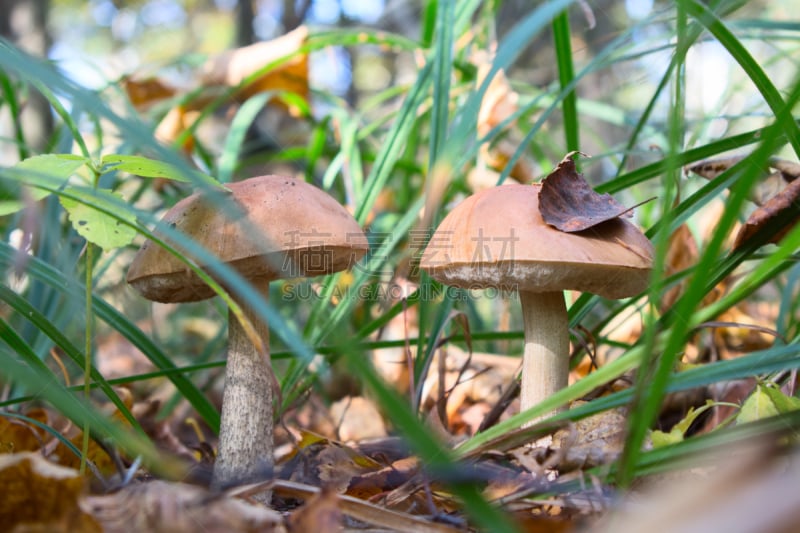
left=201, top=26, right=309, bottom=113
left=154, top=106, right=198, bottom=153
left=539, top=153, right=634, bottom=232
left=661, top=224, right=699, bottom=310
left=474, top=51, right=519, bottom=138
left=0, top=452, right=100, bottom=532
left=0, top=409, right=50, bottom=453
left=122, top=76, right=177, bottom=109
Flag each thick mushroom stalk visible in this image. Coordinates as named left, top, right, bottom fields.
left=519, top=290, right=569, bottom=419
left=212, top=283, right=273, bottom=500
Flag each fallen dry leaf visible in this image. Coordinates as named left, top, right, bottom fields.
left=154, top=106, right=199, bottom=153
left=280, top=431, right=383, bottom=494
left=533, top=401, right=629, bottom=472
left=330, top=396, right=387, bottom=442
left=686, top=155, right=747, bottom=180
left=86, top=480, right=283, bottom=533
left=686, top=154, right=797, bottom=206
left=770, top=157, right=800, bottom=182
left=0, top=452, right=100, bottom=532
left=468, top=49, right=536, bottom=188
left=539, top=153, right=634, bottom=232
left=261, top=479, right=463, bottom=533
left=0, top=408, right=51, bottom=453
left=287, top=485, right=342, bottom=532
left=122, top=76, right=177, bottom=109
left=200, top=26, right=309, bottom=112
left=661, top=223, right=699, bottom=311
left=593, top=442, right=800, bottom=533
left=734, top=177, right=800, bottom=249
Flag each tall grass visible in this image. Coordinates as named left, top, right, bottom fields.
left=1, top=0, right=799, bottom=528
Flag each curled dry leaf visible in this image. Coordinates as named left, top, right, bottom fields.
left=0, top=452, right=100, bottom=532
left=686, top=154, right=800, bottom=206
left=770, top=157, right=800, bottom=182
left=685, top=155, right=748, bottom=180
left=733, top=177, right=800, bottom=250
left=539, top=152, right=634, bottom=232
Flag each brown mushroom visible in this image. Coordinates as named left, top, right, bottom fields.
left=127, top=175, right=367, bottom=499
left=420, top=183, right=653, bottom=422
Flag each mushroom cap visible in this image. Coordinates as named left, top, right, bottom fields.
left=127, top=175, right=368, bottom=303
left=420, top=184, right=653, bottom=299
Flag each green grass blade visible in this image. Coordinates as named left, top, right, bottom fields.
left=217, top=92, right=272, bottom=183
left=552, top=10, right=579, bottom=151
left=0, top=284, right=141, bottom=433
left=429, top=0, right=455, bottom=164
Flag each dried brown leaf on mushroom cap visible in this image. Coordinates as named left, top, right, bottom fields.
left=538, top=152, right=641, bottom=233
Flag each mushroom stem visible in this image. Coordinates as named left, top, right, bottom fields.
left=212, top=283, right=274, bottom=503
left=519, top=290, right=569, bottom=422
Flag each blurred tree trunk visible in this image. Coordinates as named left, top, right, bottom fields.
left=281, top=0, right=311, bottom=31
left=236, top=0, right=255, bottom=46
left=0, top=0, right=53, bottom=157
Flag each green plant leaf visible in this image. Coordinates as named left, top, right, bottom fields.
left=651, top=399, right=717, bottom=447
left=0, top=154, right=86, bottom=215
left=737, top=384, right=780, bottom=423
left=761, top=383, right=800, bottom=414
left=101, top=154, right=222, bottom=188
left=60, top=188, right=137, bottom=250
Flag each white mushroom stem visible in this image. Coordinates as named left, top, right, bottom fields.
left=212, top=283, right=274, bottom=503
left=519, top=290, right=570, bottom=422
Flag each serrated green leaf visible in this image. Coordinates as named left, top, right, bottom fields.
left=60, top=188, right=137, bottom=250
left=737, top=384, right=780, bottom=423
left=0, top=154, right=87, bottom=216
left=761, top=384, right=800, bottom=414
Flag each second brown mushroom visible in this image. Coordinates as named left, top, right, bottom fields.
left=420, top=183, right=653, bottom=422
